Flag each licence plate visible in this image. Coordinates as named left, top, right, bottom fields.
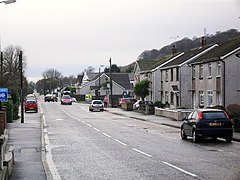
left=209, top=122, right=222, bottom=126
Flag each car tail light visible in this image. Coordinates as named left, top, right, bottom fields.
left=198, top=112, right=203, bottom=120
left=224, top=111, right=229, bottom=119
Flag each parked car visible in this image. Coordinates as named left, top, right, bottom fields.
left=25, top=100, right=38, bottom=113
left=180, top=109, right=233, bottom=143
left=119, top=98, right=137, bottom=106
left=89, top=100, right=104, bottom=112
left=26, top=94, right=37, bottom=102
left=61, top=95, right=72, bottom=105
left=44, top=94, right=55, bottom=102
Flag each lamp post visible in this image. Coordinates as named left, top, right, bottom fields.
left=98, top=65, right=105, bottom=99
left=0, top=0, right=16, bottom=4
left=109, top=58, right=113, bottom=108
left=0, top=0, right=16, bottom=83
left=0, top=0, right=16, bottom=111
left=19, top=51, right=24, bottom=123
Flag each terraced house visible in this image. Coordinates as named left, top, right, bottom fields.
left=133, top=53, right=183, bottom=102
left=160, top=44, right=218, bottom=108
left=189, top=37, right=240, bottom=109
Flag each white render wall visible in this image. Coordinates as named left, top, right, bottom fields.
left=225, top=52, right=240, bottom=107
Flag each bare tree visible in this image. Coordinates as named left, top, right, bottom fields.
left=41, top=68, right=62, bottom=93
left=2, top=45, right=27, bottom=91
left=84, top=66, right=95, bottom=73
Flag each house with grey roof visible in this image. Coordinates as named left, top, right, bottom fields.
left=189, top=37, right=240, bottom=109
left=160, top=44, right=218, bottom=108
left=78, top=72, right=132, bottom=100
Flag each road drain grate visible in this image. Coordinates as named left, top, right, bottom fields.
left=20, top=147, right=37, bottom=153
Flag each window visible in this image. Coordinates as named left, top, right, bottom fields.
left=192, top=65, right=195, bottom=79
left=208, top=63, right=212, bottom=77
left=165, top=91, right=169, bottom=103
left=199, top=91, right=204, bottom=106
left=207, top=91, right=213, bottom=107
left=165, top=70, right=168, bottom=82
left=199, top=65, right=203, bottom=79
left=161, top=71, right=164, bottom=82
left=176, top=67, right=179, bottom=81
left=171, top=68, right=173, bottom=81
left=216, top=92, right=222, bottom=105
left=217, top=62, right=221, bottom=76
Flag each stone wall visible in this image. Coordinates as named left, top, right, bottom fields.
left=155, top=107, right=192, bottom=121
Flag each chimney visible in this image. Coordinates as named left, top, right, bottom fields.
left=201, top=36, right=206, bottom=47
left=171, top=44, right=177, bottom=55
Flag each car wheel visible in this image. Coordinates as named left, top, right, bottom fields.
left=192, top=130, right=199, bottom=143
left=225, top=137, right=232, bottom=143
left=181, top=128, right=187, bottom=140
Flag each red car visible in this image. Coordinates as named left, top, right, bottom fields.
left=119, top=98, right=137, bottom=106
left=61, top=95, right=72, bottom=105
left=25, top=100, right=38, bottom=113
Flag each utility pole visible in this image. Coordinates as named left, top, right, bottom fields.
left=109, top=58, right=113, bottom=108
left=19, top=51, right=24, bottom=123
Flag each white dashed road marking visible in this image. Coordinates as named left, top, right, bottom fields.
left=162, top=161, right=198, bottom=177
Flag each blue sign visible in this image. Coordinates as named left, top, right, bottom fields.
left=0, top=88, right=8, bottom=102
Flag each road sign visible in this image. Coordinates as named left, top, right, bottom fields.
left=0, top=88, right=8, bottom=102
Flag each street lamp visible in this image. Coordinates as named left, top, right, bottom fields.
left=19, top=51, right=24, bottom=123
left=0, top=0, right=16, bottom=111
left=0, top=0, right=16, bottom=4
left=109, top=58, right=113, bottom=108
left=98, top=65, right=105, bottom=99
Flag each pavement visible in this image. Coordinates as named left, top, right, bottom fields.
left=5, top=105, right=240, bottom=180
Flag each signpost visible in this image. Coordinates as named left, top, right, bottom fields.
left=0, top=88, right=8, bottom=110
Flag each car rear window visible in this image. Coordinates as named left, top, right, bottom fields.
left=93, top=101, right=102, bottom=104
left=202, top=111, right=227, bottom=120
left=26, top=101, right=36, bottom=104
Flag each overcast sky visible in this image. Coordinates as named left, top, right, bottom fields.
left=0, top=0, right=239, bottom=82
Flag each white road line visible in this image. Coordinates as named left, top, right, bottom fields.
left=162, top=161, right=198, bottom=177
left=132, top=148, right=152, bottom=157
left=94, top=128, right=100, bottom=132
left=102, top=133, right=111, bottom=138
left=86, top=124, right=92, bottom=127
left=114, top=139, right=127, bottom=146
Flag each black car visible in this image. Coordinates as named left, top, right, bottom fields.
left=180, top=109, right=233, bottom=143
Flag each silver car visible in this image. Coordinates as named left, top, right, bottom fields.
left=89, top=100, right=104, bottom=112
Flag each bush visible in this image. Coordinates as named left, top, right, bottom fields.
left=13, top=104, right=20, bottom=120
left=154, top=101, right=165, bottom=108
left=3, top=100, right=13, bottom=123
left=227, top=104, right=240, bottom=132
left=226, top=104, right=240, bottom=119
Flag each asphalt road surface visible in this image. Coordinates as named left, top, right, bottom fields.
left=40, top=100, right=240, bottom=180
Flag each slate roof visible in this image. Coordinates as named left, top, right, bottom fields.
left=88, top=72, right=131, bottom=90
left=191, top=37, right=240, bottom=64
left=161, top=44, right=216, bottom=68
left=105, top=73, right=131, bottom=89
left=136, top=53, right=182, bottom=72
left=86, top=73, right=99, bottom=81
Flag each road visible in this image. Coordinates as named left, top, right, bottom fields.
left=40, top=100, right=240, bottom=180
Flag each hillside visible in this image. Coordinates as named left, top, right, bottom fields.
left=121, top=29, right=240, bottom=72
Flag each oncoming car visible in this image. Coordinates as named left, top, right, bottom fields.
left=180, top=109, right=233, bottom=143
left=89, top=100, right=104, bottom=112
left=44, top=94, right=55, bottom=102
left=61, top=95, right=72, bottom=105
